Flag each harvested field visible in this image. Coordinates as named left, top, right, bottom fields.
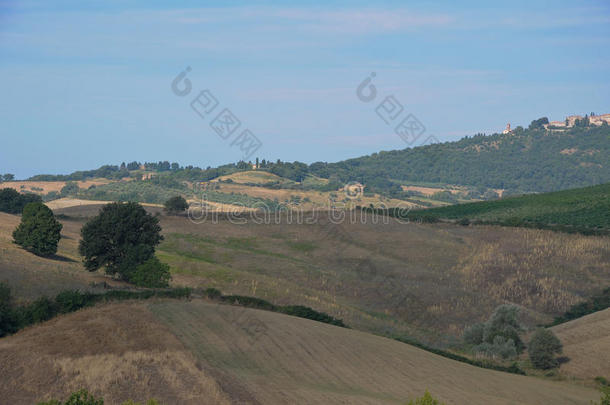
left=149, top=300, right=599, bottom=404
left=0, top=179, right=112, bottom=195
left=552, top=308, right=610, bottom=381
left=0, top=302, right=232, bottom=405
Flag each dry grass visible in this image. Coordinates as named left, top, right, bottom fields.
left=552, top=308, right=610, bottom=381
left=0, top=302, right=232, bottom=405
left=150, top=300, right=598, bottom=404
left=155, top=212, right=610, bottom=343
left=45, top=198, right=162, bottom=210
left=213, top=182, right=419, bottom=209
left=215, top=170, right=287, bottom=184
left=0, top=179, right=112, bottom=195
left=0, top=211, right=126, bottom=301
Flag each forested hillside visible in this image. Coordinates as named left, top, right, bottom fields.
left=313, top=124, right=610, bottom=193
left=24, top=122, right=610, bottom=196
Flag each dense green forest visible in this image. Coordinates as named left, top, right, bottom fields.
left=362, top=182, right=610, bottom=235
left=27, top=122, right=610, bottom=195
left=312, top=124, right=610, bottom=193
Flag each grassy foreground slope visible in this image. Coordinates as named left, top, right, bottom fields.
left=552, top=308, right=610, bottom=381
left=149, top=300, right=598, bottom=404
left=405, top=182, right=610, bottom=234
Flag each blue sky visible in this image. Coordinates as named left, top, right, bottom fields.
left=1, top=0, right=609, bottom=178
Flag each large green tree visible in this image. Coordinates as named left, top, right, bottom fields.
left=78, top=202, right=163, bottom=281
left=13, top=202, right=62, bottom=257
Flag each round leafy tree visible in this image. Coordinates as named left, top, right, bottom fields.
left=12, top=202, right=62, bottom=257
left=78, top=202, right=163, bottom=281
left=164, top=195, right=189, bottom=215
left=528, top=328, right=563, bottom=369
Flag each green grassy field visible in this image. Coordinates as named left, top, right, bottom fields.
left=398, top=183, right=610, bottom=234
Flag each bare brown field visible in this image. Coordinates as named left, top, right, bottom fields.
left=46, top=198, right=162, bottom=210
left=0, top=179, right=112, bottom=195
left=552, top=308, right=610, bottom=381
left=0, top=302, right=232, bottom=405
left=149, top=300, right=598, bottom=404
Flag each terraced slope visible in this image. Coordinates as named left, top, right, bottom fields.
left=552, top=308, right=610, bottom=381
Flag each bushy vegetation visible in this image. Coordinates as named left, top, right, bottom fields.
left=528, top=328, right=563, bottom=369
left=361, top=182, right=610, bottom=235
left=12, top=202, right=63, bottom=257
left=79, top=202, right=163, bottom=282
left=394, top=334, right=525, bottom=375
left=29, top=164, right=131, bottom=181
left=78, top=180, right=187, bottom=205
left=38, top=389, right=104, bottom=405
left=551, top=287, right=610, bottom=325
left=463, top=304, right=524, bottom=359
left=37, top=389, right=160, bottom=405
left=163, top=195, right=188, bottom=215
left=0, top=282, right=192, bottom=338
left=0, top=188, right=42, bottom=214
left=203, top=288, right=347, bottom=328
left=592, top=387, right=610, bottom=405
left=405, top=391, right=445, bottom=405
left=130, top=257, right=171, bottom=288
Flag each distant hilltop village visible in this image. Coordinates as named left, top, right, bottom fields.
left=502, top=112, right=610, bottom=134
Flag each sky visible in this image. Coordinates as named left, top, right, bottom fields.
left=1, top=0, right=609, bottom=179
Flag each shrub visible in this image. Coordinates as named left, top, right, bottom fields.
left=473, top=336, right=517, bottom=359
left=60, top=181, right=80, bottom=197
left=20, top=297, right=57, bottom=325
left=592, top=387, right=610, bottom=405
left=0, top=188, right=42, bottom=214
left=129, top=257, right=172, bottom=288
left=163, top=195, right=189, bottom=215
left=38, top=389, right=104, bottom=405
left=463, top=304, right=524, bottom=357
left=528, top=328, right=563, bottom=369
left=463, top=322, right=485, bottom=345
left=280, top=305, right=346, bottom=327
left=406, top=391, right=445, bottom=405
left=55, top=290, right=95, bottom=313
left=12, top=202, right=63, bottom=257
left=204, top=287, right=222, bottom=299
left=483, top=304, right=524, bottom=352
left=0, top=282, right=17, bottom=337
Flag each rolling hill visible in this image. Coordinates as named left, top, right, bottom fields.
left=379, top=182, right=610, bottom=235
left=552, top=308, right=610, bottom=381
left=12, top=203, right=601, bottom=348
left=0, top=299, right=600, bottom=404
